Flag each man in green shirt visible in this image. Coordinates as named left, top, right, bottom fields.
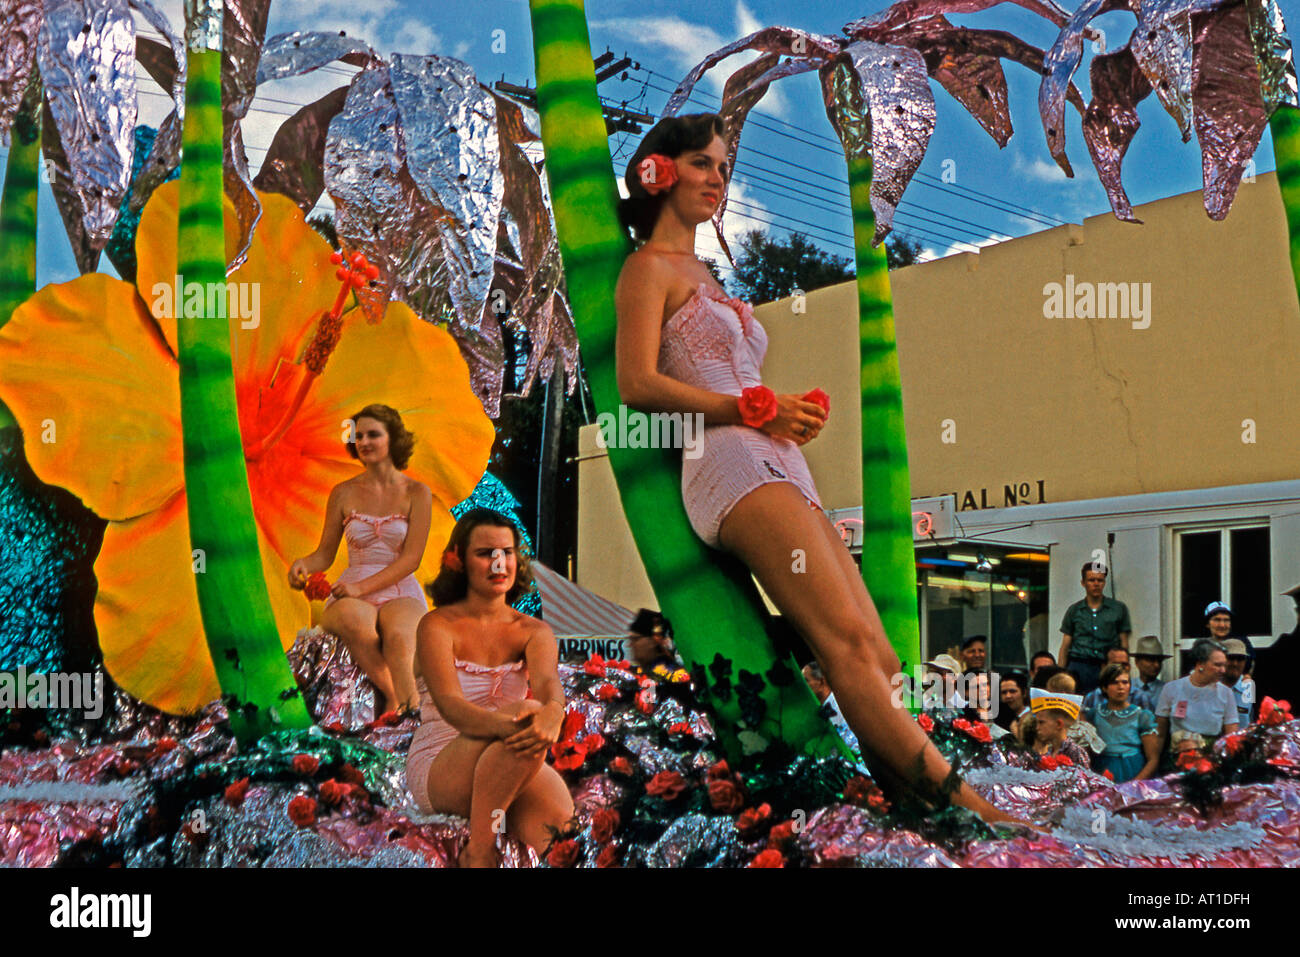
left=1059, top=562, right=1132, bottom=694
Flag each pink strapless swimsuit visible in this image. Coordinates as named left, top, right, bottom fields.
left=405, top=659, right=530, bottom=812
left=657, top=282, right=823, bottom=548
left=325, top=511, right=427, bottom=609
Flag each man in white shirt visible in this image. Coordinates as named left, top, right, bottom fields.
left=1156, top=639, right=1239, bottom=758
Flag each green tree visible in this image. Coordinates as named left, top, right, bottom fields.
left=886, top=232, right=924, bottom=270
left=730, top=229, right=854, bottom=303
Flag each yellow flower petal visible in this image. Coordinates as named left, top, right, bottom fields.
left=0, top=273, right=183, bottom=521
left=96, top=490, right=309, bottom=715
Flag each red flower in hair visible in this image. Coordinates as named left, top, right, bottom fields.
left=288, top=794, right=317, bottom=827
left=646, top=771, right=688, bottom=800
left=590, top=808, right=620, bottom=844
left=668, top=722, right=694, bottom=736
left=637, top=153, right=678, bottom=195
left=546, top=838, right=581, bottom=868
left=952, top=718, right=972, bottom=732
left=748, top=848, right=785, bottom=868
left=1260, top=697, right=1293, bottom=726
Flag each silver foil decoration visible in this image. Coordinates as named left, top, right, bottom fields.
left=0, top=0, right=44, bottom=146
left=182, top=0, right=222, bottom=53
left=388, top=54, right=503, bottom=330
left=219, top=0, right=272, bottom=272
left=36, top=0, right=137, bottom=273
left=1249, top=0, right=1299, bottom=113
left=252, top=85, right=351, bottom=212
left=255, top=30, right=374, bottom=84
left=1081, top=45, right=1151, bottom=222
left=126, top=1, right=187, bottom=225
left=1130, top=0, right=1207, bottom=140
left=845, top=0, right=1079, bottom=36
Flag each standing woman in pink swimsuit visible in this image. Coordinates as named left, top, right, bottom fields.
left=288, top=404, right=432, bottom=715
left=614, top=113, right=1018, bottom=826
left=407, top=509, right=573, bottom=867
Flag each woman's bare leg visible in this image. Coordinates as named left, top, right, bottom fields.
left=423, top=734, right=496, bottom=867
left=320, top=598, right=397, bottom=713
left=376, top=598, right=425, bottom=711
left=719, top=482, right=1021, bottom=825
left=506, top=763, right=575, bottom=855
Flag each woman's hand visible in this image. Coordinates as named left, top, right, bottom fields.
left=330, top=580, right=365, bottom=600
left=288, top=559, right=311, bottom=590
left=760, top=394, right=828, bottom=446
left=503, top=700, right=562, bottom=758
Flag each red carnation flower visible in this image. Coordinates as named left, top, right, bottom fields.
left=304, top=573, right=332, bottom=601
left=737, top=385, right=778, bottom=429
left=593, top=683, right=620, bottom=702
left=1223, top=734, right=1245, bottom=757
left=1039, top=755, right=1059, bottom=771
left=550, top=739, right=585, bottom=772
left=708, top=778, right=745, bottom=814
left=595, top=843, right=622, bottom=868
left=224, top=777, right=250, bottom=808
left=706, top=760, right=732, bottom=782
left=590, top=808, right=620, bottom=844
left=288, top=794, right=317, bottom=828
left=748, top=848, right=785, bottom=868
left=608, top=756, right=635, bottom=777
left=802, top=388, right=831, bottom=415
left=607, top=660, right=632, bottom=672
left=768, top=820, right=797, bottom=846
left=637, top=153, right=678, bottom=195
left=292, top=754, right=320, bottom=776
left=645, top=771, right=688, bottom=801
left=319, top=779, right=348, bottom=807
left=968, top=722, right=993, bottom=744
left=579, top=733, right=606, bottom=756
left=546, top=838, right=581, bottom=868
left=736, top=802, right=773, bottom=835
left=560, top=710, right=585, bottom=742
left=635, top=689, right=656, bottom=714
left=952, top=718, right=972, bottom=732
left=917, top=713, right=934, bottom=733
left=584, top=655, right=607, bottom=677
left=1056, top=754, right=1074, bottom=767
left=337, top=763, right=366, bottom=787
left=668, top=722, right=694, bottom=736
left=842, top=775, right=873, bottom=806
left=1260, top=697, right=1293, bottom=726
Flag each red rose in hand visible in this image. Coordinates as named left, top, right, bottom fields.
left=304, top=573, right=332, bottom=601
left=292, top=754, right=320, bottom=776
left=288, top=794, right=317, bottom=828
left=637, top=153, right=678, bottom=195
left=224, top=777, right=251, bottom=808
left=706, top=760, right=732, bottom=782
left=608, top=756, right=635, bottom=778
left=802, top=388, right=830, bottom=415
left=968, top=722, right=993, bottom=744
left=768, top=820, right=797, bottom=846
left=551, top=739, right=585, bottom=772
left=319, top=778, right=348, bottom=807
left=595, top=843, right=622, bottom=868
left=646, top=771, right=688, bottom=800
left=593, top=683, right=620, bottom=702
left=736, top=802, right=773, bottom=835
left=748, top=848, right=785, bottom=868
left=590, top=808, right=621, bottom=844
left=579, top=733, right=606, bottom=756
left=546, top=838, right=581, bottom=868
left=708, top=778, right=745, bottom=814
left=738, top=385, right=778, bottom=428
left=917, top=713, right=934, bottom=733
left=560, top=710, right=585, bottom=742
left=584, top=655, right=607, bottom=677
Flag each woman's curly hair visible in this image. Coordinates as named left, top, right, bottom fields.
left=617, top=112, right=729, bottom=242
left=345, top=404, right=416, bottom=470
left=427, top=508, right=536, bottom=607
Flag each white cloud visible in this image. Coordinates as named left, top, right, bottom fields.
left=1013, top=151, right=1071, bottom=184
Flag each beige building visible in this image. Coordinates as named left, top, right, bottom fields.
left=578, top=173, right=1300, bottom=673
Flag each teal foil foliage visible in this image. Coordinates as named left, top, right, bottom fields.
left=451, top=470, right=541, bottom=616
left=0, top=427, right=105, bottom=672
left=104, top=126, right=180, bottom=282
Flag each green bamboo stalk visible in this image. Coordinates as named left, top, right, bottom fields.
left=528, top=0, right=845, bottom=760
left=0, top=75, right=44, bottom=429
left=847, top=154, right=921, bottom=676
left=1270, top=104, right=1300, bottom=310
left=177, top=33, right=309, bottom=740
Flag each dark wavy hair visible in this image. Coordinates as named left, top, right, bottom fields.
left=345, top=404, right=416, bottom=470
left=617, top=112, right=729, bottom=242
left=427, top=508, right=535, bottom=607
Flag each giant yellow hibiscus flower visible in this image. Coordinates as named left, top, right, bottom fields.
left=0, top=182, right=495, bottom=713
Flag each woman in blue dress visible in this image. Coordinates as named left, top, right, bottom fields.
left=1086, top=663, right=1160, bottom=782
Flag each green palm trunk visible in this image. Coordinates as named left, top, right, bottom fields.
left=847, top=155, right=920, bottom=678
left=0, top=76, right=43, bottom=428
left=528, top=0, right=845, bottom=760
left=177, top=40, right=309, bottom=740
left=1271, top=105, right=1300, bottom=308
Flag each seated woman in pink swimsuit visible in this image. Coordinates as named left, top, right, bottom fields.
left=288, top=404, right=432, bottom=715
left=407, top=508, right=573, bottom=867
left=614, top=113, right=1020, bottom=827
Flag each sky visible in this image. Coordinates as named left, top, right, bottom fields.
left=10, top=0, right=1300, bottom=286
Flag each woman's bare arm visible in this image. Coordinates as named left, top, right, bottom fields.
left=502, top=620, right=566, bottom=757
left=289, top=485, right=347, bottom=585
left=416, top=614, right=514, bottom=739
left=351, top=482, right=433, bottom=593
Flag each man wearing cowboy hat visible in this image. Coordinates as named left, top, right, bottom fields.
left=1253, top=582, right=1300, bottom=703
left=1131, top=634, right=1170, bottom=705
left=922, top=654, right=967, bottom=709
left=1221, top=639, right=1257, bottom=726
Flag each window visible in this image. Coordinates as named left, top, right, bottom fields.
left=1176, top=523, right=1271, bottom=640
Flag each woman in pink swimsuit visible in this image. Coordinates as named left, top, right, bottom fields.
left=407, top=508, right=573, bottom=867
left=288, top=404, right=432, bottom=715
left=614, top=113, right=1020, bottom=827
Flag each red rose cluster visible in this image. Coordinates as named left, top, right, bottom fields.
left=304, top=573, right=332, bottom=601
left=1260, top=697, right=1293, bottom=726
left=1038, top=754, right=1074, bottom=771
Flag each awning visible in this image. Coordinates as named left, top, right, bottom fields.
left=532, top=562, right=638, bottom=637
